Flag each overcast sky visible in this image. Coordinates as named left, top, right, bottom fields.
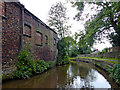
left=19, top=0, right=112, bottom=51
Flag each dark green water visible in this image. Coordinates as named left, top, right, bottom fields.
left=2, top=62, right=120, bottom=88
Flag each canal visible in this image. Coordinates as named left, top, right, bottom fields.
left=2, top=62, right=120, bottom=88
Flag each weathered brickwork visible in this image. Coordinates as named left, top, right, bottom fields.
left=2, top=2, right=22, bottom=68
left=1, top=2, right=58, bottom=70
left=0, top=1, right=3, bottom=72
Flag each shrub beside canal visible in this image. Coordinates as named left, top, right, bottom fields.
left=96, top=63, right=120, bottom=84
left=94, top=62, right=120, bottom=84
left=92, top=61, right=120, bottom=84
left=12, top=49, right=54, bottom=79
left=72, top=57, right=120, bottom=84
left=110, top=64, right=120, bottom=84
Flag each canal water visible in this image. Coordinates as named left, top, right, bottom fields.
left=2, top=62, right=120, bottom=88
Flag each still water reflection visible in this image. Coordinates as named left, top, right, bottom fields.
left=3, top=62, right=119, bottom=88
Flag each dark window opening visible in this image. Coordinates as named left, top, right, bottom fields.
left=45, top=35, right=48, bottom=44
left=54, top=39, right=56, bottom=45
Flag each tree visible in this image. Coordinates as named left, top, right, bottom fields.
left=77, top=31, right=92, bottom=54
left=56, top=37, right=70, bottom=65
left=63, top=36, right=74, bottom=56
left=69, top=31, right=92, bottom=56
left=48, top=2, right=71, bottom=39
left=71, top=1, right=120, bottom=46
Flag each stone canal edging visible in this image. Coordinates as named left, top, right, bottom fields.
left=71, top=58, right=120, bottom=86
left=71, top=58, right=114, bottom=70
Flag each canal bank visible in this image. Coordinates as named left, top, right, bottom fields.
left=2, top=62, right=120, bottom=88
left=71, top=58, right=120, bottom=86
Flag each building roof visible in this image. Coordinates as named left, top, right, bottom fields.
left=16, top=2, right=57, bottom=34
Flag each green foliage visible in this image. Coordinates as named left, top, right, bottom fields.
left=101, top=48, right=108, bottom=53
left=48, top=1, right=71, bottom=38
left=72, top=1, right=120, bottom=46
left=12, top=48, right=33, bottom=79
left=57, top=37, right=70, bottom=66
left=63, top=36, right=75, bottom=56
left=48, top=61, right=54, bottom=68
left=69, top=45, right=78, bottom=57
left=110, top=64, right=120, bottom=83
left=71, top=2, right=84, bottom=21
left=77, top=31, right=92, bottom=54
left=98, top=51, right=101, bottom=55
left=12, top=48, right=54, bottom=79
left=98, top=48, right=108, bottom=55
left=96, top=63, right=101, bottom=67
left=105, top=65, right=111, bottom=73
left=36, top=60, right=49, bottom=73
left=0, top=75, right=2, bottom=83
left=109, top=33, right=120, bottom=47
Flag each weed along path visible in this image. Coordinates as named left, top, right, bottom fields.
left=2, top=62, right=120, bottom=88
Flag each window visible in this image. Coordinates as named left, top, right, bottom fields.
left=36, top=31, right=42, bottom=45
left=54, top=38, right=56, bottom=45
left=45, top=35, right=48, bottom=44
left=1, top=2, right=6, bottom=17
left=24, top=24, right=31, bottom=37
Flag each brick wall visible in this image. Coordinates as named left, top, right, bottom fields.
left=0, top=1, right=3, bottom=74
left=23, top=9, right=57, bottom=61
left=1, top=2, right=58, bottom=71
left=2, top=2, right=22, bottom=68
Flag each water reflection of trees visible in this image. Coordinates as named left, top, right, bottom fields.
left=55, top=64, right=70, bottom=88
left=66, top=62, right=97, bottom=88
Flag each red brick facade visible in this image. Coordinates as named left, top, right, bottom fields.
left=1, top=2, right=58, bottom=68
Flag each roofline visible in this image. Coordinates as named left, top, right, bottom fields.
left=15, top=1, right=57, bottom=34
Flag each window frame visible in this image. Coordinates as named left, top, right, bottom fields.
left=45, top=35, right=48, bottom=45
left=36, top=31, right=43, bottom=46
left=23, top=23, right=31, bottom=37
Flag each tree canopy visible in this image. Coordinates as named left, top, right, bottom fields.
left=71, top=1, right=120, bottom=47
left=48, top=2, right=71, bottom=39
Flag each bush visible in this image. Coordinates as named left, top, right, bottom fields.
left=12, top=48, right=33, bottom=79
left=36, top=60, right=49, bottom=72
left=48, top=61, right=54, bottom=68
left=110, top=64, right=120, bottom=83
left=105, top=65, right=111, bottom=73
left=12, top=48, right=54, bottom=79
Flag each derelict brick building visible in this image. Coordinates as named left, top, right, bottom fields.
left=0, top=2, right=58, bottom=68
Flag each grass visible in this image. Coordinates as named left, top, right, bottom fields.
left=70, top=61, right=76, bottom=63
left=69, top=57, right=120, bottom=64
left=77, top=57, right=119, bottom=61
left=69, top=57, right=76, bottom=60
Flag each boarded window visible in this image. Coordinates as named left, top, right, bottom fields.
left=24, top=24, right=31, bottom=37
left=45, top=35, right=48, bottom=44
left=54, top=38, right=56, bottom=45
left=36, top=32, right=42, bottom=45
